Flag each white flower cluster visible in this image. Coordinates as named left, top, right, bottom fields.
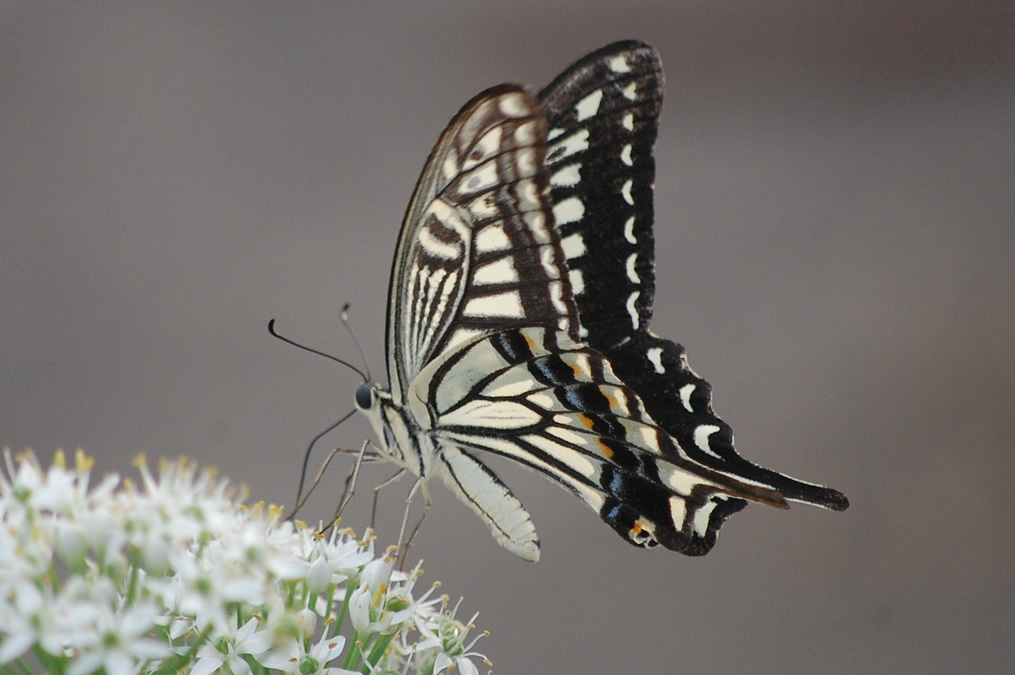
left=0, top=450, right=489, bottom=675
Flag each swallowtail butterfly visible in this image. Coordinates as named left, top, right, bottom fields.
left=353, top=41, right=848, bottom=562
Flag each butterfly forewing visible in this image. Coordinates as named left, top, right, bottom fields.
left=386, top=86, right=579, bottom=401
left=539, top=40, right=662, bottom=349
left=538, top=41, right=849, bottom=512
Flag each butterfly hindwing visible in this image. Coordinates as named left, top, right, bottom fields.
left=436, top=440, right=541, bottom=560
left=605, top=334, right=849, bottom=508
left=414, top=325, right=790, bottom=556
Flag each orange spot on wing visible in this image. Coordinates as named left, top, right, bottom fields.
left=603, top=386, right=629, bottom=415
left=563, top=353, right=591, bottom=378
left=523, top=332, right=540, bottom=354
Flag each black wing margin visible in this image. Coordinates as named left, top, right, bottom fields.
left=539, top=40, right=848, bottom=513
left=539, top=40, right=662, bottom=350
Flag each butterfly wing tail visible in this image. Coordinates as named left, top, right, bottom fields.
left=609, top=334, right=850, bottom=512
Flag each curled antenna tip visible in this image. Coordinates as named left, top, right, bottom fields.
left=268, top=316, right=369, bottom=382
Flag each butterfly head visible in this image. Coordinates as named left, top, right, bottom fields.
left=354, top=382, right=375, bottom=411
left=353, top=381, right=386, bottom=440
left=353, top=380, right=423, bottom=472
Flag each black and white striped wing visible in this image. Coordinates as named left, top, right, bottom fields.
left=363, top=45, right=847, bottom=562
left=378, top=82, right=795, bottom=561
left=385, top=85, right=579, bottom=402
left=538, top=41, right=849, bottom=512
left=413, top=326, right=791, bottom=558
left=374, top=87, right=578, bottom=560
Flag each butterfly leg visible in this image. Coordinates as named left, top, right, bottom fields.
left=327, top=439, right=380, bottom=529
left=291, top=409, right=363, bottom=519
left=370, top=468, right=409, bottom=535
left=398, top=505, right=430, bottom=570
left=392, top=477, right=429, bottom=567
left=289, top=445, right=344, bottom=521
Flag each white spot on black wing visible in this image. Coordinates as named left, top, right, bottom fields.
left=553, top=196, right=585, bottom=226
left=550, top=163, right=581, bottom=187
left=693, top=424, right=723, bottom=459
left=626, top=291, right=641, bottom=329
left=560, top=232, right=587, bottom=259
left=608, top=54, right=631, bottom=73
left=647, top=347, right=665, bottom=374
left=621, top=179, right=634, bottom=206
left=575, top=89, right=604, bottom=121
left=623, top=216, right=637, bottom=244
left=678, top=384, right=696, bottom=412
left=620, top=144, right=633, bottom=166
left=625, top=253, right=640, bottom=283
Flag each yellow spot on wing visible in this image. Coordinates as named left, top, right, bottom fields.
left=523, top=332, right=539, bottom=354
left=557, top=352, right=590, bottom=380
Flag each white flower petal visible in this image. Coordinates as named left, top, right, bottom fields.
left=191, top=654, right=225, bottom=675
left=434, top=652, right=454, bottom=673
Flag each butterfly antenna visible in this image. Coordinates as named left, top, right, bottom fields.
left=268, top=318, right=369, bottom=515
left=291, top=408, right=357, bottom=518
left=340, top=303, right=372, bottom=384
left=268, top=318, right=368, bottom=383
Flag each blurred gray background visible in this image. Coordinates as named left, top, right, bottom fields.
left=3, top=2, right=1012, bottom=672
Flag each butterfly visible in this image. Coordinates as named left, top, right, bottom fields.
left=353, top=40, right=848, bottom=562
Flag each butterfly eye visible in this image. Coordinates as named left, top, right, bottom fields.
left=354, top=383, right=373, bottom=410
